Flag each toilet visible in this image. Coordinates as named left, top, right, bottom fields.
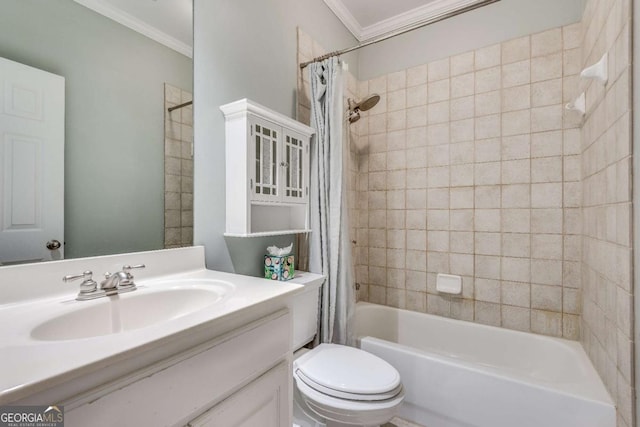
left=290, top=273, right=404, bottom=427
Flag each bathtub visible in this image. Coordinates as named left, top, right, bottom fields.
left=354, top=302, right=615, bottom=427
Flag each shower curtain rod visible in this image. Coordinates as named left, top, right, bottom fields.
left=299, top=0, right=500, bottom=70
left=168, top=100, right=192, bottom=112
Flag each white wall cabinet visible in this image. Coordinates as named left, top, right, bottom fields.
left=221, top=99, right=314, bottom=237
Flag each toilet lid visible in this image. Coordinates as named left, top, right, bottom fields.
left=294, top=344, right=401, bottom=399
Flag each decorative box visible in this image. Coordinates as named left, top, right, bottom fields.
left=264, top=255, right=295, bottom=281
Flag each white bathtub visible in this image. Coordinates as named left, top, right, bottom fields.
left=354, top=302, right=615, bottom=427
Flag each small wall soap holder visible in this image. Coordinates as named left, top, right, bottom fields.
left=436, top=273, right=462, bottom=295
left=580, top=52, right=608, bottom=84
left=565, top=92, right=586, bottom=116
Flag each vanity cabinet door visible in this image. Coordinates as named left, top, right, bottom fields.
left=281, top=129, right=309, bottom=204
left=250, top=116, right=281, bottom=203
left=187, top=361, right=290, bottom=427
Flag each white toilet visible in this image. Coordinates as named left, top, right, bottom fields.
left=290, top=273, right=404, bottom=427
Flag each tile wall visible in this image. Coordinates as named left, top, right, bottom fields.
left=579, top=0, right=634, bottom=425
left=164, top=84, right=194, bottom=249
left=353, top=24, right=584, bottom=339
left=296, top=3, right=634, bottom=425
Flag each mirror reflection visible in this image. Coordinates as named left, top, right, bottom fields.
left=0, top=0, right=193, bottom=265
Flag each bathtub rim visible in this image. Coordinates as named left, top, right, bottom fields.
left=354, top=301, right=614, bottom=407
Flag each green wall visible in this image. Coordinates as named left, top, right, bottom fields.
left=0, top=0, right=192, bottom=258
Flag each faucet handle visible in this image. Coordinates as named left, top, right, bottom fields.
left=123, top=264, right=145, bottom=275
left=63, top=270, right=98, bottom=296
left=120, top=264, right=145, bottom=288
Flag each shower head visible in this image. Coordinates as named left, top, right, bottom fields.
left=348, top=109, right=361, bottom=123
left=348, top=93, right=380, bottom=124
left=348, top=94, right=381, bottom=112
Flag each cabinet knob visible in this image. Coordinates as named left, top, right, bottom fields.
left=280, top=161, right=289, bottom=168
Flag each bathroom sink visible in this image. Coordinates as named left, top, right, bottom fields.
left=31, top=279, right=233, bottom=341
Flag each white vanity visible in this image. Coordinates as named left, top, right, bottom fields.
left=0, top=246, right=322, bottom=427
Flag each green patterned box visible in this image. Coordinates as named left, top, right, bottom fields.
left=264, top=255, right=295, bottom=281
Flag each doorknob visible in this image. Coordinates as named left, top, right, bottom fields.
left=46, top=240, right=62, bottom=250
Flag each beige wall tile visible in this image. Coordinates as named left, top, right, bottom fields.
left=475, top=301, right=501, bottom=326
left=532, top=209, right=563, bottom=234
left=502, top=184, right=531, bottom=208
left=531, top=309, right=562, bottom=336
left=475, top=44, right=501, bottom=69
left=502, top=281, right=531, bottom=307
left=531, top=183, right=563, bottom=208
left=451, top=96, right=475, bottom=120
left=451, top=51, right=475, bottom=76
left=475, top=138, right=502, bottom=163
left=502, top=233, right=531, bottom=258
left=451, top=72, right=475, bottom=98
left=502, top=60, right=531, bottom=87
left=532, top=79, right=562, bottom=106
left=531, top=53, right=563, bottom=82
left=532, top=283, right=562, bottom=311
left=476, top=255, right=501, bottom=280
left=502, top=209, right=531, bottom=233
left=428, top=58, right=450, bottom=81
left=475, top=66, right=501, bottom=93
left=502, top=36, right=530, bottom=64
left=475, top=232, right=501, bottom=256
left=475, top=185, right=501, bottom=208
left=502, top=85, right=531, bottom=112
left=502, top=305, right=531, bottom=331
left=451, top=231, right=474, bottom=254
left=451, top=119, right=475, bottom=143
left=407, top=64, right=428, bottom=87
left=502, top=135, right=531, bottom=160
left=387, top=89, right=407, bottom=111
left=502, top=110, right=531, bottom=136
left=407, top=84, right=428, bottom=108
left=531, top=28, right=562, bottom=57
left=502, top=257, right=531, bottom=282
left=388, top=70, right=407, bottom=91
left=502, top=159, right=530, bottom=184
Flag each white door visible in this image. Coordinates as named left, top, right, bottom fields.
left=0, top=57, right=65, bottom=265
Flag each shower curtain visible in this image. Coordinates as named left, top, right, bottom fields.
left=308, top=57, right=355, bottom=345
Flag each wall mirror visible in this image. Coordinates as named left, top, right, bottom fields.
left=0, top=0, right=193, bottom=265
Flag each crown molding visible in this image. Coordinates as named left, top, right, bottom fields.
left=73, top=0, right=192, bottom=58
left=325, top=0, right=490, bottom=42
left=322, top=0, right=363, bottom=41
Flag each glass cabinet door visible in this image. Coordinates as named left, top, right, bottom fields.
left=282, top=130, right=308, bottom=204
left=250, top=118, right=280, bottom=202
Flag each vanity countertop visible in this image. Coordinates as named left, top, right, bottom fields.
left=0, top=247, right=324, bottom=405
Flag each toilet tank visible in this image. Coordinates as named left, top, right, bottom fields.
left=288, top=272, right=325, bottom=350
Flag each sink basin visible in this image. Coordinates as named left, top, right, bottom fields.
left=31, top=279, right=233, bottom=341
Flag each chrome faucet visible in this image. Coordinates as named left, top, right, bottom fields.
left=64, top=264, right=145, bottom=300
left=100, top=271, right=129, bottom=294
left=101, top=264, right=145, bottom=295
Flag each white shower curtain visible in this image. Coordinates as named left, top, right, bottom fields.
left=308, top=57, right=355, bottom=345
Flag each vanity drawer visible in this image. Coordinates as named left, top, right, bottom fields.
left=65, top=309, right=291, bottom=427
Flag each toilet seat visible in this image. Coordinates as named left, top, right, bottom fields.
left=294, top=344, right=401, bottom=398
left=293, top=344, right=405, bottom=426
left=296, top=370, right=403, bottom=401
